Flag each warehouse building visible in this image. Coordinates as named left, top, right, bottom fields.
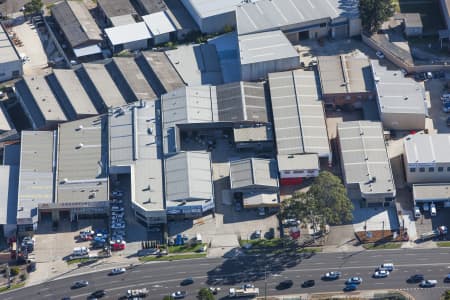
left=0, top=103, right=13, bottom=133
left=164, top=151, right=214, bottom=219
left=238, top=30, right=300, bottom=81
left=97, top=0, right=137, bottom=27
left=337, top=121, right=396, bottom=207
left=403, top=133, right=450, bottom=184
left=235, top=0, right=361, bottom=40
left=142, top=11, right=176, bottom=45
left=318, top=55, right=374, bottom=110
left=413, top=183, right=450, bottom=207
left=371, top=60, right=427, bottom=130
left=105, top=22, right=152, bottom=53
left=268, top=69, right=330, bottom=185
left=15, top=75, right=68, bottom=129
left=0, top=162, right=19, bottom=238
left=0, top=23, right=22, bottom=82
left=51, top=0, right=103, bottom=59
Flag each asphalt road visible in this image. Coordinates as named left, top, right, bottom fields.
left=4, top=248, right=450, bottom=300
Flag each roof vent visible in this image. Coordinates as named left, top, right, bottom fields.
left=62, top=178, right=68, bottom=183
left=76, top=125, right=83, bottom=131
left=77, top=143, right=84, bottom=149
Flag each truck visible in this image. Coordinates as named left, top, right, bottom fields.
left=229, top=287, right=259, bottom=298
left=126, top=288, right=148, bottom=298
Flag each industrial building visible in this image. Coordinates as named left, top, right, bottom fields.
left=209, top=32, right=240, bottom=83
left=276, top=154, right=320, bottom=185
left=0, top=23, right=22, bottom=82
left=413, top=183, right=450, bottom=206
left=51, top=0, right=103, bottom=59
left=15, top=75, right=68, bottom=129
left=268, top=69, right=331, bottom=185
left=235, top=0, right=361, bottom=40
left=238, top=30, right=300, bottom=81
left=317, top=55, right=374, bottom=109
left=371, top=60, right=427, bottom=130
left=142, top=11, right=176, bottom=45
left=232, top=125, right=273, bottom=150
left=165, top=151, right=214, bottom=219
left=403, top=133, right=450, bottom=184
left=105, top=22, right=151, bottom=53
left=401, top=13, right=423, bottom=37
left=97, top=0, right=137, bottom=27
left=337, top=121, right=396, bottom=207
left=0, top=151, right=19, bottom=237
left=0, top=103, right=13, bottom=133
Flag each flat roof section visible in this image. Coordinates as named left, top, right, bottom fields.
left=181, top=0, right=243, bottom=19
left=404, top=133, right=450, bottom=165
left=143, top=11, right=176, bottom=36
left=236, top=0, right=359, bottom=35
left=97, top=0, right=137, bottom=19
left=413, top=183, right=450, bottom=202
left=0, top=22, right=20, bottom=64
left=17, top=131, right=55, bottom=221
left=105, top=22, right=152, bottom=46
left=52, top=69, right=98, bottom=117
left=233, top=126, right=272, bottom=143
left=277, top=154, right=319, bottom=172
left=110, top=14, right=137, bottom=27
left=135, top=0, right=167, bottom=14
left=56, top=116, right=108, bottom=205
left=268, top=69, right=330, bottom=158
left=238, top=30, right=299, bottom=65
left=230, top=158, right=278, bottom=189
left=81, top=63, right=127, bottom=108
left=337, top=121, right=395, bottom=196
left=371, top=60, right=427, bottom=115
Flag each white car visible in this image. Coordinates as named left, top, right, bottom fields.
left=420, top=279, right=437, bottom=287
left=323, top=271, right=341, bottom=280
left=376, top=51, right=385, bottom=59
left=171, top=291, right=186, bottom=299
left=373, top=270, right=389, bottom=278
left=346, top=277, right=363, bottom=285
left=110, top=267, right=126, bottom=275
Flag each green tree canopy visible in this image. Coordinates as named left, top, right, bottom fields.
left=24, top=0, right=43, bottom=15
left=198, top=288, right=215, bottom=300
left=359, top=0, right=395, bottom=33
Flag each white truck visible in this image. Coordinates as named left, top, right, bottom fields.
left=126, top=288, right=149, bottom=298
left=229, top=287, right=259, bottom=298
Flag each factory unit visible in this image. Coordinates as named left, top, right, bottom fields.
left=337, top=121, right=396, bottom=207
left=403, top=133, right=450, bottom=184
left=371, top=60, right=427, bottom=130
left=105, top=22, right=152, bottom=53
left=413, top=183, right=450, bottom=207
left=0, top=23, right=23, bottom=82
left=96, top=0, right=138, bottom=28
left=142, top=11, right=177, bottom=45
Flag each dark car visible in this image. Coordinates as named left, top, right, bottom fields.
left=71, top=280, right=88, bottom=289
left=89, top=290, right=106, bottom=298
left=343, top=284, right=357, bottom=292
left=407, top=274, right=424, bottom=283
left=447, top=116, right=450, bottom=127
left=301, top=280, right=315, bottom=288
left=180, top=278, right=194, bottom=286
left=276, top=280, right=293, bottom=290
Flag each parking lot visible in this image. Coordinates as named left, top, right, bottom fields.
left=425, top=78, right=450, bottom=134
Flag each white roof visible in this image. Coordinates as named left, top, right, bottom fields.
left=73, top=44, right=102, bottom=58
left=404, top=133, right=450, bottom=165
left=143, top=11, right=176, bottom=36
left=105, top=22, right=152, bottom=45
left=182, top=0, right=244, bottom=19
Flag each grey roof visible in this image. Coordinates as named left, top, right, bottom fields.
left=276, top=154, right=319, bottom=172
left=268, top=69, right=330, bottom=158
left=230, top=158, right=278, bottom=189
left=51, top=1, right=102, bottom=48
left=413, top=183, right=450, bottom=201
left=404, top=133, right=450, bottom=165
left=135, top=0, right=167, bottom=14
left=97, top=0, right=137, bottom=19
left=0, top=165, right=19, bottom=225
left=0, top=102, right=13, bottom=132
left=233, top=125, right=272, bottom=143
left=236, top=0, right=359, bottom=35
left=337, top=121, right=395, bottom=196
left=216, top=81, right=267, bottom=122
left=403, top=13, right=423, bottom=28
left=17, top=75, right=67, bottom=128
left=371, top=60, right=427, bottom=115
left=161, top=85, right=218, bottom=153
left=143, top=11, right=176, bottom=36
left=112, top=57, right=157, bottom=101
left=105, top=22, right=152, bottom=45
left=318, top=55, right=374, bottom=95
left=52, top=69, right=98, bottom=117
left=181, top=0, right=243, bottom=19
left=243, top=192, right=279, bottom=207
left=109, top=101, right=165, bottom=211
left=165, top=43, right=223, bottom=86
left=238, top=30, right=299, bottom=65
left=81, top=63, right=127, bottom=108
left=208, top=32, right=240, bottom=83
left=110, top=14, right=137, bottom=26
left=139, top=51, right=185, bottom=95
left=0, top=23, right=20, bottom=64
left=164, top=151, right=213, bottom=202
left=17, top=131, right=55, bottom=222
left=56, top=116, right=108, bottom=205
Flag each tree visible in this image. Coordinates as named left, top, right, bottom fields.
left=24, top=0, right=43, bottom=15
left=359, top=0, right=395, bottom=33
left=197, top=288, right=215, bottom=300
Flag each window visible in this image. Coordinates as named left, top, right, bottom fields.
left=319, top=23, right=327, bottom=28
left=429, top=167, right=434, bottom=172
left=419, top=167, right=425, bottom=172
left=293, top=170, right=303, bottom=174
left=438, top=167, right=444, bottom=172
left=409, top=168, right=416, bottom=173
left=448, top=167, right=450, bottom=172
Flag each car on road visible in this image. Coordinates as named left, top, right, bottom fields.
left=110, top=267, right=126, bottom=275
left=301, top=280, right=315, bottom=288
left=343, top=284, right=357, bottom=292
left=89, top=290, right=106, bottom=298
left=171, top=291, right=186, bottom=299
left=180, top=278, right=194, bottom=286
left=242, top=283, right=255, bottom=289
left=71, top=280, right=88, bottom=289
left=276, top=280, right=293, bottom=290
left=420, top=279, right=437, bottom=288
left=322, top=271, right=341, bottom=280
left=209, top=287, right=221, bottom=294
left=376, top=51, right=384, bottom=59
left=407, top=274, right=424, bottom=283
left=380, top=263, right=394, bottom=271
left=346, top=277, right=363, bottom=285
left=373, top=270, right=389, bottom=278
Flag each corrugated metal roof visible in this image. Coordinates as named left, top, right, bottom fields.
left=230, top=158, right=278, bottom=189
left=0, top=23, right=20, bottom=64
left=404, top=133, right=450, bottom=164
left=337, top=121, right=395, bottom=196
left=413, top=183, right=450, bottom=201
left=268, top=69, right=330, bottom=158
left=181, top=0, right=244, bottom=19
left=143, top=11, right=176, bottom=36
left=105, top=22, right=152, bottom=45
left=238, top=30, right=299, bottom=65
left=164, top=151, right=213, bottom=202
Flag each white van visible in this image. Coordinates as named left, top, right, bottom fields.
left=73, top=246, right=89, bottom=256
left=381, top=263, right=394, bottom=271
left=431, top=203, right=437, bottom=217
left=414, top=206, right=421, bottom=219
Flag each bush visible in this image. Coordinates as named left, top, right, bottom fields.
left=19, top=273, right=27, bottom=281
left=10, top=267, right=19, bottom=276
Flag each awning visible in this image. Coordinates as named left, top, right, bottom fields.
left=73, top=45, right=102, bottom=58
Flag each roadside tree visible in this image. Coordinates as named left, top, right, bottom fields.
left=197, top=288, right=215, bottom=300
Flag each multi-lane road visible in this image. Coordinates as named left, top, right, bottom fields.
left=3, top=248, right=450, bottom=299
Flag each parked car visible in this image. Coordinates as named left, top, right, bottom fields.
left=442, top=102, right=450, bottom=113
left=414, top=206, right=421, bottom=219
left=375, top=51, right=384, bottom=59
left=423, top=203, right=430, bottom=211
left=110, top=267, right=126, bottom=275
left=447, top=116, right=450, bottom=127
left=431, top=203, right=437, bottom=217
left=253, top=230, right=262, bottom=239
left=420, top=279, right=437, bottom=288
left=209, top=287, right=221, bottom=294
left=323, top=271, right=341, bottom=280
left=346, top=277, right=363, bottom=285
left=71, top=280, right=89, bottom=289
left=235, top=202, right=242, bottom=212
left=426, top=72, right=433, bottom=79
left=408, top=274, right=424, bottom=283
